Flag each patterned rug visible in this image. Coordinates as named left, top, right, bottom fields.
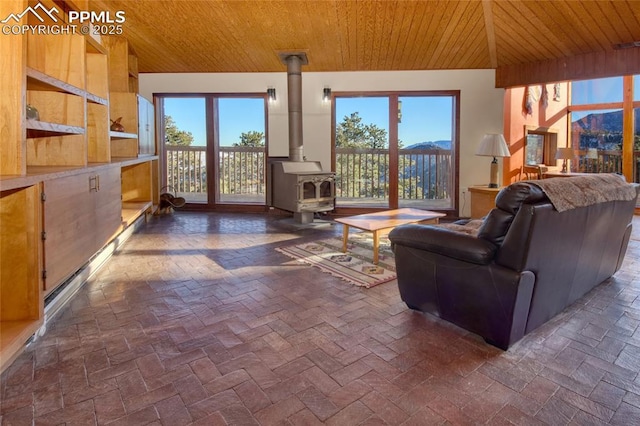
left=276, top=232, right=396, bottom=288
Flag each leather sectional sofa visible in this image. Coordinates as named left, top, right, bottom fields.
left=389, top=174, right=638, bottom=349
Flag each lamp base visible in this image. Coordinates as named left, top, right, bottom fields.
left=561, top=159, right=568, bottom=173
left=489, top=158, right=499, bottom=188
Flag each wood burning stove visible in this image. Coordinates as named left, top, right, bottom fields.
left=271, top=161, right=335, bottom=223
left=269, top=52, right=336, bottom=223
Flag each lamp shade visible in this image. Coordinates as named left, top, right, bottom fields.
left=556, top=147, right=573, bottom=160
left=476, top=134, right=510, bottom=158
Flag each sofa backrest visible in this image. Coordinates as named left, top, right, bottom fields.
left=476, top=182, right=546, bottom=246
left=481, top=177, right=637, bottom=334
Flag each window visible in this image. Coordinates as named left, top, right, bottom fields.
left=162, top=97, right=207, bottom=203
left=568, top=75, right=640, bottom=184
left=217, top=98, right=267, bottom=204
left=571, top=108, right=623, bottom=173
left=571, top=77, right=623, bottom=105
left=398, top=96, right=454, bottom=208
left=569, top=76, right=627, bottom=176
left=334, top=96, right=390, bottom=208
left=523, top=126, right=558, bottom=176
left=333, top=92, right=459, bottom=211
left=157, top=94, right=267, bottom=208
left=524, top=134, right=544, bottom=165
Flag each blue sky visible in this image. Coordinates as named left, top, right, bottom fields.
left=164, top=97, right=265, bottom=146
left=164, top=98, right=206, bottom=145
left=571, top=76, right=623, bottom=106
left=570, top=76, right=631, bottom=121
left=164, top=79, right=638, bottom=147
left=335, top=96, right=453, bottom=145
left=165, top=95, right=453, bottom=147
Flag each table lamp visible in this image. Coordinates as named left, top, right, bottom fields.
left=476, top=134, right=510, bottom=188
left=556, top=147, right=573, bottom=173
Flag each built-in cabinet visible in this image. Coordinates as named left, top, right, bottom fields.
left=0, top=185, right=43, bottom=373
left=138, top=96, right=156, bottom=156
left=42, top=166, right=122, bottom=295
left=0, top=0, right=157, bottom=373
left=110, top=93, right=155, bottom=158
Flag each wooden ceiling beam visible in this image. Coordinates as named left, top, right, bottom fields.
left=482, top=0, right=497, bottom=68
left=495, top=48, right=640, bottom=88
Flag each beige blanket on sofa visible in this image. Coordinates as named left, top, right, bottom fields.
left=529, top=173, right=637, bottom=212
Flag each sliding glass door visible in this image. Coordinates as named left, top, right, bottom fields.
left=333, top=92, right=458, bottom=211
left=398, top=95, right=454, bottom=208
left=335, top=97, right=390, bottom=207
left=217, top=98, right=266, bottom=204
left=162, top=97, right=207, bottom=203
left=158, top=94, right=267, bottom=208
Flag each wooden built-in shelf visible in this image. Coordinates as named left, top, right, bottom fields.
left=109, top=131, right=138, bottom=139
left=85, top=35, right=107, bottom=55
left=0, top=320, right=43, bottom=373
left=27, top=67, right=108, bottom=106
left=86, top=93, right=108, bottom=106
left=1, top=27, right=157, bottom=375
left=0, top=164, right=112, bottom=192
left=26, top=119, right=85, bottom=137
left=128, top=54, right=137, bottom=76
left=122, top=201, right=153, bottom=226
left=0, top=184, right=43, bottom=375
left=0, top=160, right=158, bottom=194
left=113, top=156, right=159, bottom=167
left=26, top=67, right=85, bottom=98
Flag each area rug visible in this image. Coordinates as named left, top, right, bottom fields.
left=276, top=232, right=396, bottom=288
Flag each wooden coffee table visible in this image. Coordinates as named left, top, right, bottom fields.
left=334, top=208, right=446, bottom=264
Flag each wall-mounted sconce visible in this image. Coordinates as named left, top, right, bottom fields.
left=267, top=87, right=276, bottom=102
left=322, top=87, right=331, bottom=102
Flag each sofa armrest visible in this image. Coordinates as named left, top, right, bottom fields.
left=389, top=224, right=497, bottom=265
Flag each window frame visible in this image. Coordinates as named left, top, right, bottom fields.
left=154, top=92, right=269, bottom=211
left=330, top=90, right=460, bottom=215
left=567, top=75, right=640, bottom=181
left=523, top=125, right=558, bottom=167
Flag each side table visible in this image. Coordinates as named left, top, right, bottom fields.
left=469, top=186, right=502, bottom=219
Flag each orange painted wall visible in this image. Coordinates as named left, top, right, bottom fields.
left=503, top=83, right=569, bottom=185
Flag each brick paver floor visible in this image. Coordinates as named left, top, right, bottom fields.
left=2, top=212, right=640, bottom=425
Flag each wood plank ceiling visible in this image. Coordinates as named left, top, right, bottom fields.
left=90, top=0, right=640, bottom=77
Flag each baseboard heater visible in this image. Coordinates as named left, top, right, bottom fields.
left=40, top=215, right=147, bottom=336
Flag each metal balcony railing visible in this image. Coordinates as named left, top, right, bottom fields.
left=165, top=145, right=453, bottom=204
left=165, top=145, right=265, bottom=196
left=335, top=148, right=452, bottom=201
left=575, top=150, right=640, bottom=182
